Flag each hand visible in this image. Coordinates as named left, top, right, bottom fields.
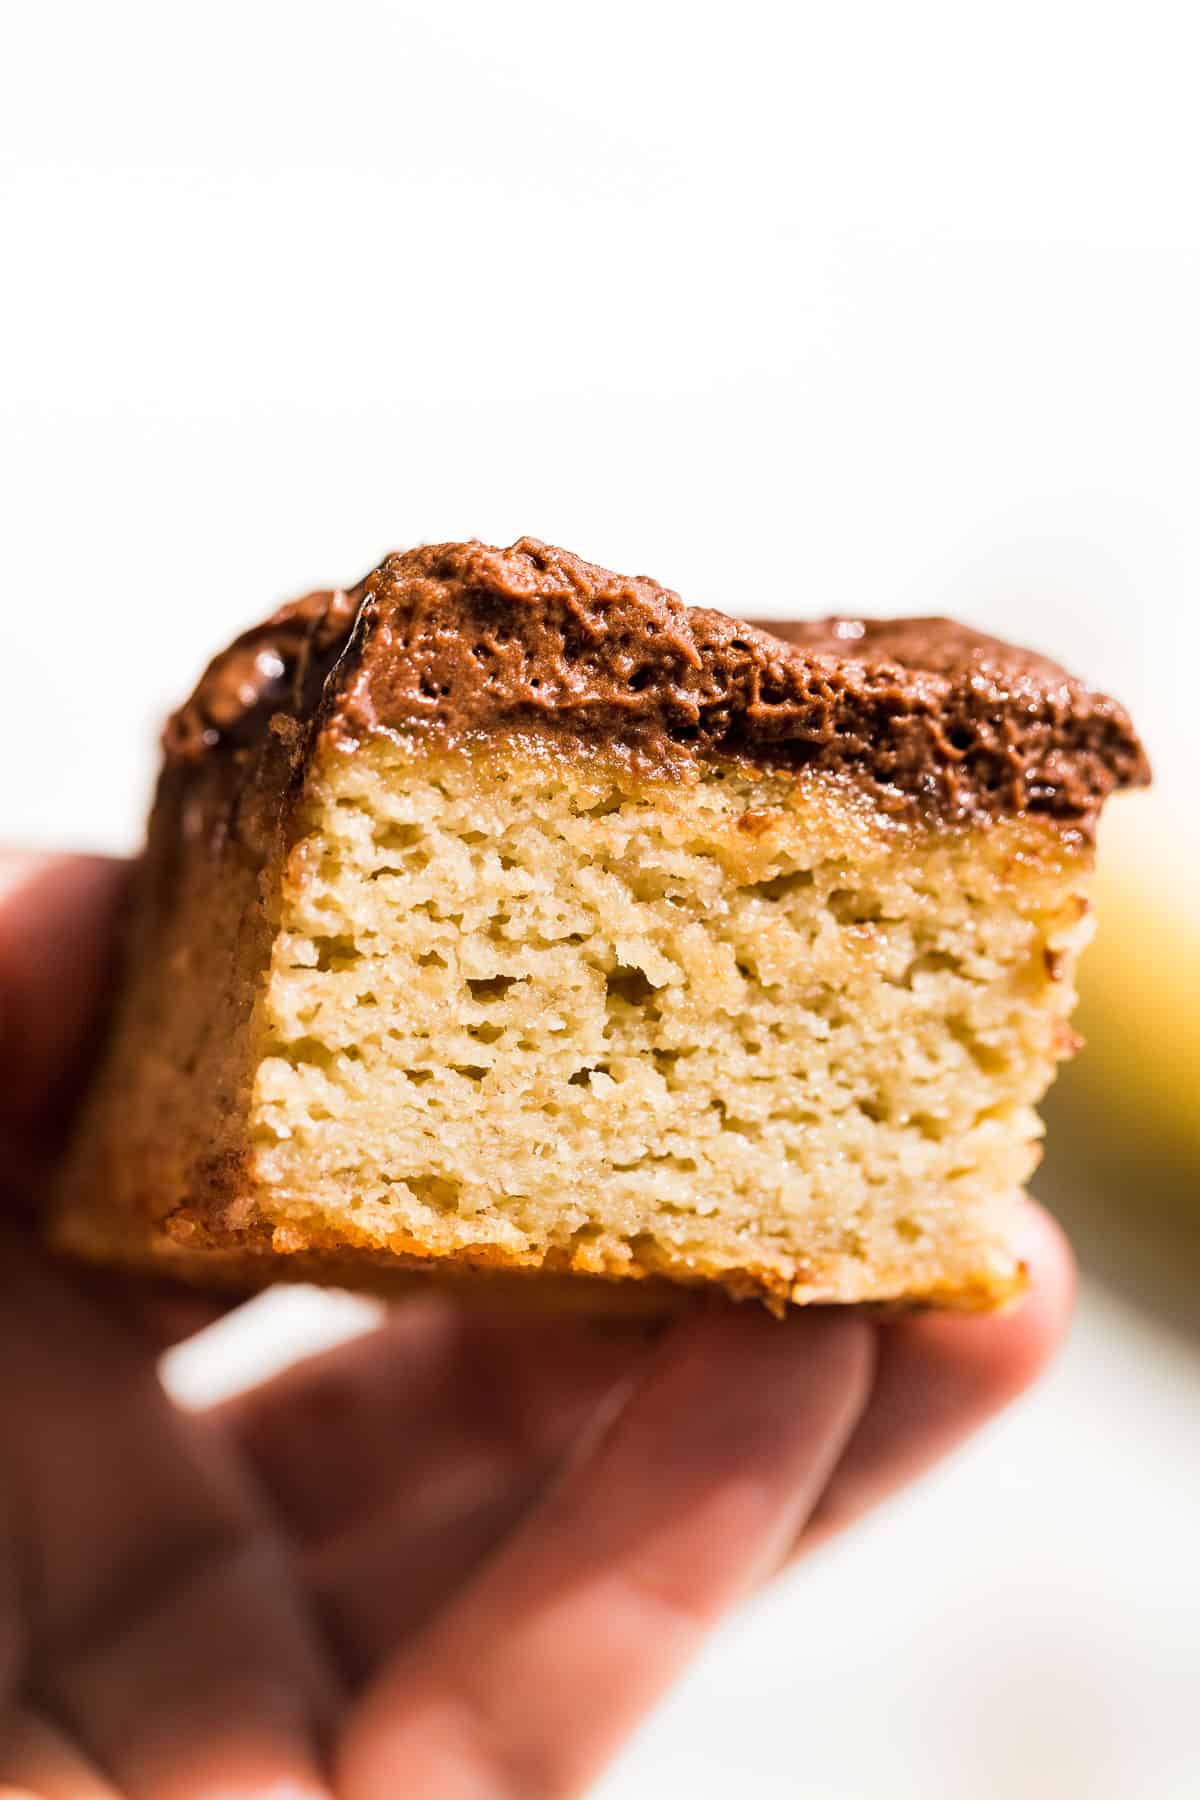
left=0, top=853, right=1074, bottom=1800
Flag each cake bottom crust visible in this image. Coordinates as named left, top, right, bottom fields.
left=53, top=1191, right=1028, bottom=1318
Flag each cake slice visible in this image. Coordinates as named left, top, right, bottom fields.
left=51, top=540, right=1148, bottom=1311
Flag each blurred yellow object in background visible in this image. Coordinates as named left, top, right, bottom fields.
left=1040, top=792, right=1199, bottom=1329
left=1073, top=796, right=1200, bottom=1165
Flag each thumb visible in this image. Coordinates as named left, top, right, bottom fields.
left=0, top=852, right=130, bottom=1157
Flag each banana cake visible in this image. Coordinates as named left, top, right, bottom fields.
left=51, top=539, right=1149, bottom=1311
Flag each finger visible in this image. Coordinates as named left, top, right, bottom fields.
left=338, top=1306, right=873, bottom=1800
left=217, top=1301, right=472, bottom=1542
left=799, top=1198, right=1075, bottom=1555
left=221, top=1305, right=656, bottom=1544
left=1, top=1237, right=338, bottom=1799
left=218, top=1303, right=658, bottom=1680
left=0, top=854, right=129, bottom=1162
left=0, top=850, right=239, bottom=1349
left=0, top=1707, right=122, bottom=1799
left=69, top=1265, right=237, bottom=1354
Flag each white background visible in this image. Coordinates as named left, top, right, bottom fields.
left=3, top=4, right=1198, bottom=1796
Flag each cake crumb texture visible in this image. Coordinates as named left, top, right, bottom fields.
left=213, top=734, right=1088, bottom=1307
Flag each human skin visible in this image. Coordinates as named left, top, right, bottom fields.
left=0, top=853, right=1074, bottom=1800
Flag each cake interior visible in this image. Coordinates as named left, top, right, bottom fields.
left=226, top=731, right=1090, bottom=1307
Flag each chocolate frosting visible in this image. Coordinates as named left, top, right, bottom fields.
left=165, top=587, right=361, bottom=757
left=166, top=538, right=1149, bottom=835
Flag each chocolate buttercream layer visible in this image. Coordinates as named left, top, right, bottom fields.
left=166, top=538, right=1149, bottom=834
